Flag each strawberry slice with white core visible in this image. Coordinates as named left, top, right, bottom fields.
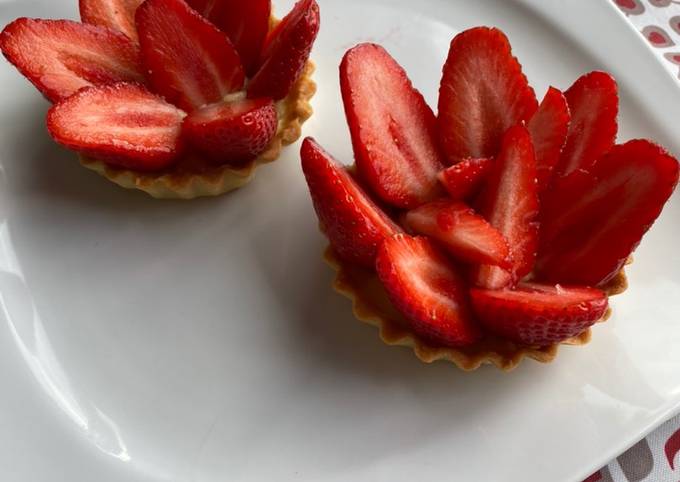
left=474, top=125, right=539, bottom=289
left=184, top=95, right=277, bottom=166
left=301, top=137, right=402, bottom=268
left=136, top=0, right=245, bottom=111
left=80, top=0, right=144, bottom=42
left=536, top=139, right=679, bottom=286
left=438, top=26, right=538, bottom=163
left=470, top=283, right=609, bottom=345
left=376, top=234, right=481, bottom=347
left=47, top=82, right=186, bottom=171
left=553, top=71, right=618, bottom=178
left=404, top=200, right=511, bottom=268
left=247, top=0, right=319, bottom=100
left=437, top=157, right=493, bottom=201
left=528, top=86, right=570, bottom=191
left=340, top=43, right=445, bottom=209
left=0, top=18, right=144, bottom=103
left=186, top=0, right=271, bottom=76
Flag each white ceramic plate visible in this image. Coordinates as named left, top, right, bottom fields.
left=1, top=1, right=679, bottom=481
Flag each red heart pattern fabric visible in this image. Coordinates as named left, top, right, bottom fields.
left=585, top=414, right=680, bottom=481
left=613, top=0, right=680, bottom=79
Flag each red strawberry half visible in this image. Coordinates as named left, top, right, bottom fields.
left=438, top=27, right=537, bottom=163
left=80, top=0, right=144, bottom=42
left=404, top=200, right=511, bottom=268
left=536, top=139, right=679, bottom=286
left=247, top=0, right=319, bottom=100
left=553, top=71, right=618, bottom=178
left=474, top=125, right=539, bottom=289
left=187, top=0, right=271, bottom=76
left=183, top=96, right=277, bottom=166
left=0, top=18, right=144, bottom=102
left=136, top=0, right=245, bottom=111
left=301, top=137, right=402, bottom=268
left=376, top=234, right=481, bottom=347
left=437, top=157, right=493, bottom=200
left=470, top=283, right=609, bottom=345
left=47, top=82, right=186, bottom=171
left=340, top=43, right=444, bottom=209
left=528, top=86, right=570, bottom=191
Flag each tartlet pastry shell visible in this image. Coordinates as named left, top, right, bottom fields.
left=324, top=247, right=629, bottom=371
left=79, top=62, right=316, bottom=199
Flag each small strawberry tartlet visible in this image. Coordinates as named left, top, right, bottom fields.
left=1, top=0, right=319, bottom=199
left=301, top=28, right=679, bottom=370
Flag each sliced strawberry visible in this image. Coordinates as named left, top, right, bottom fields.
left=301, top=137, right=402, bottom=268
left=437, top=27, right=538, bottom=163
left=470, top=283, right=608, bottom=345
left=474, top=125, right=539, bottom=289
left=528, top=87, right=570, bottom=191
left=553, top=71, right=618, bottom=178
left=437, top=158, right=493, bottom=200
left=183, top=96, right=277, bottom=166
left=404, top=200, right=511, bottom=268
left=183, top=0, right=209, bottom=10
left=247, top=0, right=319, bottom=100
left=186, top=0, right=271, bottom=76
left=0, top=18, right=144, bottom=103
left=340, top=43, right=445, bottom=209
left=376, top=234, right=481, bottom=347
left=136, top=0, right=245, bottom=111
left=80, top=0, right=144, bottom=42
left=536, top=140, right=679, bottom=286
left=47, top=83, right=186, bottom=171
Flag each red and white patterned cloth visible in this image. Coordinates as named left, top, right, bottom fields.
left=614, top=0, right=680, bottom=79
left=587, top=414, right=680, bottom=482
left=585, top=5, right=680, bottom=480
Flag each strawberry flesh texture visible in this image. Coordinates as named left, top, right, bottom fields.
left=301, top=137, right=402, bottom=268
left=404, top=200, right=511, bottom=269
left=80, top=0, right=144, bottom=42
left=528, top=86, right=570, bottom=192
left=470, top=283, right=608, bottom=345
left=340, top=43, right=445, bottom=209
left=376, top=235, right=481, bottom=347
left=184, top=96, right=277, bottom=166
left=47, top=82, right=187, bottom=171
left=247, top=0, right=319, bottom=100
left=474, top=125, right=539, bottom=289
left=0, top=18, right=144, bottom=103
left=437, top=158, right=492, bottom=201
left=536, top=139, right=679, bottom=286
left=186, top=0, right=271, bottom=76
left=437, top=27, right=538, bottom=163
left=136, top=0, right=245, bottom=111
left=553, top=71, right=618, bottom=178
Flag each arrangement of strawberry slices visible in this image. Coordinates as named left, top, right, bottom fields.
left=301, top=28, right=679, bottom=349
left=0, top=0, right=320, bottom=172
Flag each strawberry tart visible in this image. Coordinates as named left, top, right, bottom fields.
left=1, top=0, right=319, bottom=198
left=301, top=28, right=679, bottom=370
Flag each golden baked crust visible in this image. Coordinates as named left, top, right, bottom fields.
left=79, top=62, right=316, bottom=199
left=324, top=246, right=629, bottom=371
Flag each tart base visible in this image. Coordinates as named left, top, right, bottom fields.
left=79, top=62, right=316, bottom=199
left=324, top=246, right=629, bottom=371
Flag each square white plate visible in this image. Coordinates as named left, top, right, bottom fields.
left=1, top=1, right=679, bottom=481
